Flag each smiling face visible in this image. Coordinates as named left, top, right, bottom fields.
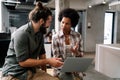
left=60, top=17, right=72, bottom=35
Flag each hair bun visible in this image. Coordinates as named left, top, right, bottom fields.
left=35, top=1, right=44, bottom=9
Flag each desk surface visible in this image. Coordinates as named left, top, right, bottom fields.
left=97, top=44, right=120, bottom=50
left=95, top=44, right=120, bottom=78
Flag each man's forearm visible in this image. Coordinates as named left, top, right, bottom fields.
left=19, top=58, right=49, bottom=67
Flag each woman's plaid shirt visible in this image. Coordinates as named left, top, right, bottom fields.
left=52, top=30, right=83, bottom=76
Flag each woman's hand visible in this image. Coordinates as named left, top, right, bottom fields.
left=71, top=42, right=79, bottom=55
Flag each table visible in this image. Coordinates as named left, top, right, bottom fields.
left=95, top=44, right=120, bottom=78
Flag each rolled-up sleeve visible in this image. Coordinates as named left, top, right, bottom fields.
left=76, top=34, right=84, bottom=57
left=13, top=31, right=29, bottom=62
left=52, top=35, right=60, bottom=58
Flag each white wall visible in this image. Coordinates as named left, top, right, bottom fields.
left=84, top=5, right=109, bottom=52
left=0, top=2, right=9, bottom=32
left=0, top=1, right=2, bottom=31
left=1, top=0, right=119, bottom=53
left=48, top=0, right=90, bottom=10
left=47, top=0, right=112, bottom=10
left=69, top=0, right=89, bottom=10
left=48, top=0, right=112, bottom=52
left=116, top=12, right=120, bottom=43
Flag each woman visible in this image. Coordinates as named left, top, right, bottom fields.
left=52, top=8, right=84, bottom=80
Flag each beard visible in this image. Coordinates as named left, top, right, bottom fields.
left=39, top=25, right=47, bottom=34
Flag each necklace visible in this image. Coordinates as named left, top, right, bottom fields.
left=65, top=35, right=70, bottom=45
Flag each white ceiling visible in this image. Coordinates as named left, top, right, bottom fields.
left=47, top=0, right=113, bottom=10
left=3, top=0, right=114, bottom=10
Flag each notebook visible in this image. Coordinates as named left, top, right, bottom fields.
left=61, top=57, right=93, bottom=72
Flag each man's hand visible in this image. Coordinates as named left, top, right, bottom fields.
left=47, top=58, right=63, bottom=67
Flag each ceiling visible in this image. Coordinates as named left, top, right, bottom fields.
left=2, top=0, right=54, bottom=10
left=2, top=0, right=116, bottom=10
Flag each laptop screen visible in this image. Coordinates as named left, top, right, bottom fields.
left=61, top=57, right=93, bottom=72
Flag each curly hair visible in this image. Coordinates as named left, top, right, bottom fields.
left=58, top=8, right=79, bottom=28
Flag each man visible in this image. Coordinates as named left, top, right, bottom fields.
left=1, top=1, right=63, bottom=80
left=52, top=8, right=84, bottom=80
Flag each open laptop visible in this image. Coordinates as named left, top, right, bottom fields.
left=61, top=57, right=93, bottom=72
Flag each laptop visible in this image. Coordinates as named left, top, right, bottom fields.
left=61, top=57, right=93, bottom=72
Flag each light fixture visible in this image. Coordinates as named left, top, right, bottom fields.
left=2, top=0, right=21, bottom=10
left=34, top=0, right=54, bottom=6
left=102, top=1, right=106, bottom=4
left=2, top=0, right=21, bottom=4
left=109, top=0, right=120, bottom=6
left=88, top=5, right=92, bottom=8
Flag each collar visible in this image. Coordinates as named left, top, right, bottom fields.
left=27, top=22, right=35, bottom=36
left=59, top=30, right=74, bottom=38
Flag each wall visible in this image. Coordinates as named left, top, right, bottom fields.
left=69, top=0, right=89, bottom=10
left=0, top=1, right=1, bottom=31
left=84, top=5, right=109, bottom=52
left=1, top=3, right=9, bottom=32
left=48, top=0, right=90, bottom=10
left=116, top=12, right=120, bottom=43
left=9, top=11, right=29, bottom=28
left=48, top=0, right=113, bottom=52
left=47, top=0, right=112, bottom=10
left=1, top=0, right=118, bottom=53
left=49, top=1, right=113, bottom=52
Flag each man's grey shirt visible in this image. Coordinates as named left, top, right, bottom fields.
left=2, top=22, right=45, bottom=79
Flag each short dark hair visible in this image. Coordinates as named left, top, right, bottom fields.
left=58, top=8, right=79, bottom=28
left=29, top=1, right=52, bottom=23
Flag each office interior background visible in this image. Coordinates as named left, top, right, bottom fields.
left=0, top=0, right=120, bottom=52
left=0, top=0, right=120, bottom=79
